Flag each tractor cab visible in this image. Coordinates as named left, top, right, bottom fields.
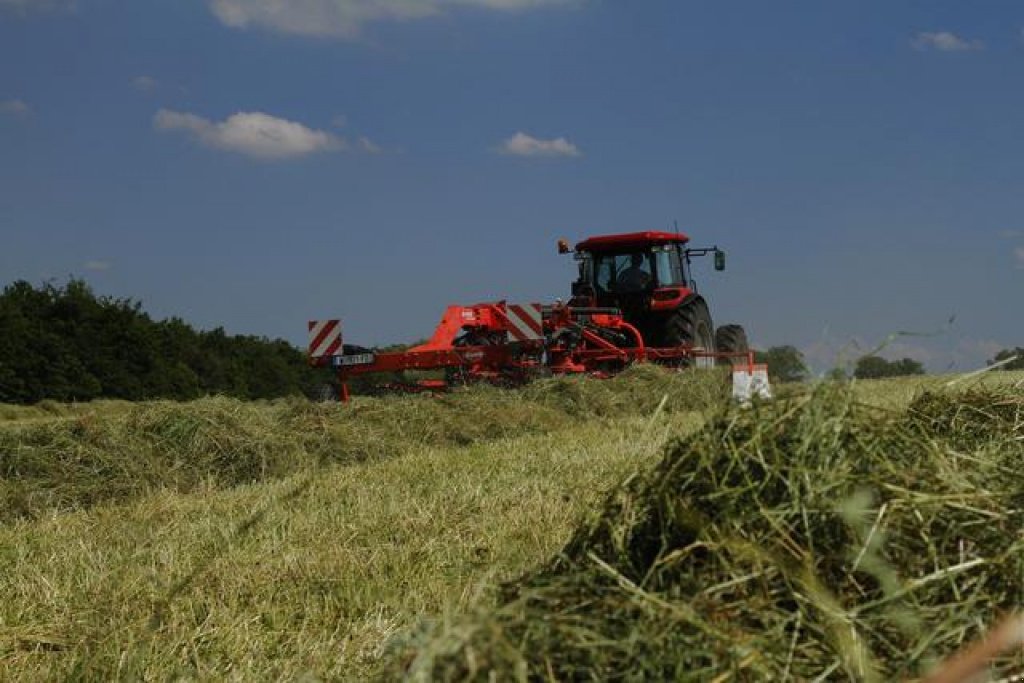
left=564, top=230, right=723, bottom=306
left=570, top=232, right=690, bottom=306
left=560, top=230, right=727, bottom=349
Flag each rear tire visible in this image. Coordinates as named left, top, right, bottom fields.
left=714, top=324, right=749, bottom=366
left=663, top=298, right=715, bottom=368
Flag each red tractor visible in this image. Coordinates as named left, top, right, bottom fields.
left=309, top=229, right=755, bottom=400
left=561, top=230, right=749, bottom=367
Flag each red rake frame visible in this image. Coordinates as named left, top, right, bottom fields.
left=310, top=300, right=757, bottom=401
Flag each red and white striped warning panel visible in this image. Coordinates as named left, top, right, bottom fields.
left=308, top=319, right=343, bottom=358
left=505, top=303, right=544, bottom=342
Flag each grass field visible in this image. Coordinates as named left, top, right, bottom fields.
left=1, top=369, right=1022, bottom=680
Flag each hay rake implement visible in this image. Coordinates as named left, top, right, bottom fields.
left=309, top=230, right=771, bottom=401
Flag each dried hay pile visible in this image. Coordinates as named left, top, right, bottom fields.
left=394, top=385, right=1024, bottom=681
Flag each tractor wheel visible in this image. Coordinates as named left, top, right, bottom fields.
left=663, top=298, right=715, bottom=369
left=714, top=324, right=749, bottom=366
left=445, top=330, right=504, bottom=386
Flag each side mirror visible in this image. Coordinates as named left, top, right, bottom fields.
left=557, top=239, right=571, bottom=254
left=714, top=250, right=726, bottom=271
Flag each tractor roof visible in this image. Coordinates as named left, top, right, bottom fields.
left=575, top=230, right=690, bottom=252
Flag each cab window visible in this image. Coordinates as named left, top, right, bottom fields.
left=652, top=245, right=685, bottom=286
left=595, top=252, right=653, bottom=293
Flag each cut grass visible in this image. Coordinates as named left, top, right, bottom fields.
left=393, top=383, right=1024, bottom=680
left=0, top=365, right=730, bottom=523
left=848, top=369, right=1024, bottom=409
left=0, top=413, right=699, bottom=680
left=0, top=399, right=135, bottom=424
left=1, top=369, right=1021, bottom=680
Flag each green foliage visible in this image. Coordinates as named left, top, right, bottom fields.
left=854, top=355, right=925, bottom=379
left=754, top=344, right=808, bottom=382
left=0, top=279, right=328, bottom=403
left=825, top=366, right=850, bottom=381
left=989, top=347, right=1024, bottom=370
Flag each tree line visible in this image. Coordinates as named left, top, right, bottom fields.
left=756, top=346, right=926, bottom=382
left=0, top=279, right=330, bottom=404
left=2, top=279, right=1020, bottom=403
left=756, top=345, right=1024, bottom=382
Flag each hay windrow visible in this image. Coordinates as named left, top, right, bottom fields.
left=0, top=367, right=730, bottom=522
left=391, top=385, right=1024, bottom=681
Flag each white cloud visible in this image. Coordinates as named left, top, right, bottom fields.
left=0, top=98, right=31, bottom=117
left=357, top=136, right=382, bottom=154
left=912, top=31, right=984, bottom=52
left=154, top=109, right=344, bottom=160
left=208, top=0, right=575, bottom=38
left=1014, top=247, right=1024, bottom=268
left=132, top=75, right=158, bottom=92
left=84, top=260, right=111, bottom=271
left=999, top=229, right=1022, bottom=239
left=497, top=131, right=581, bottom=157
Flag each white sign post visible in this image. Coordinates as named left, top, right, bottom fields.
left=732, top=363, right=772, bottom=405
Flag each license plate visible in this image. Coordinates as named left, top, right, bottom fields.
left=335, top=353, right=375, bottom=367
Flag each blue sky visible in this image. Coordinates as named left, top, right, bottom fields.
left=1, top=0, right=1022, bottom=371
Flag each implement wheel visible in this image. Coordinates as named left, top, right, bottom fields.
left=315, top=383, right=339, bottom=402
left=663, top=297, right=715, bottom=369
left=714, top=324, right=750, bottom=366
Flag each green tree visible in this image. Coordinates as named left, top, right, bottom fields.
left=853, top=355, right=925, bottom=379
left=754, top=345, right=808, bottom=382
left=0, top=279, right=331, bottom=404
left=891, top=357, right=925, bottom=376
left=988, top=348, right=1024, bottom=370
left=825, top=367, right=849, bottom=382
